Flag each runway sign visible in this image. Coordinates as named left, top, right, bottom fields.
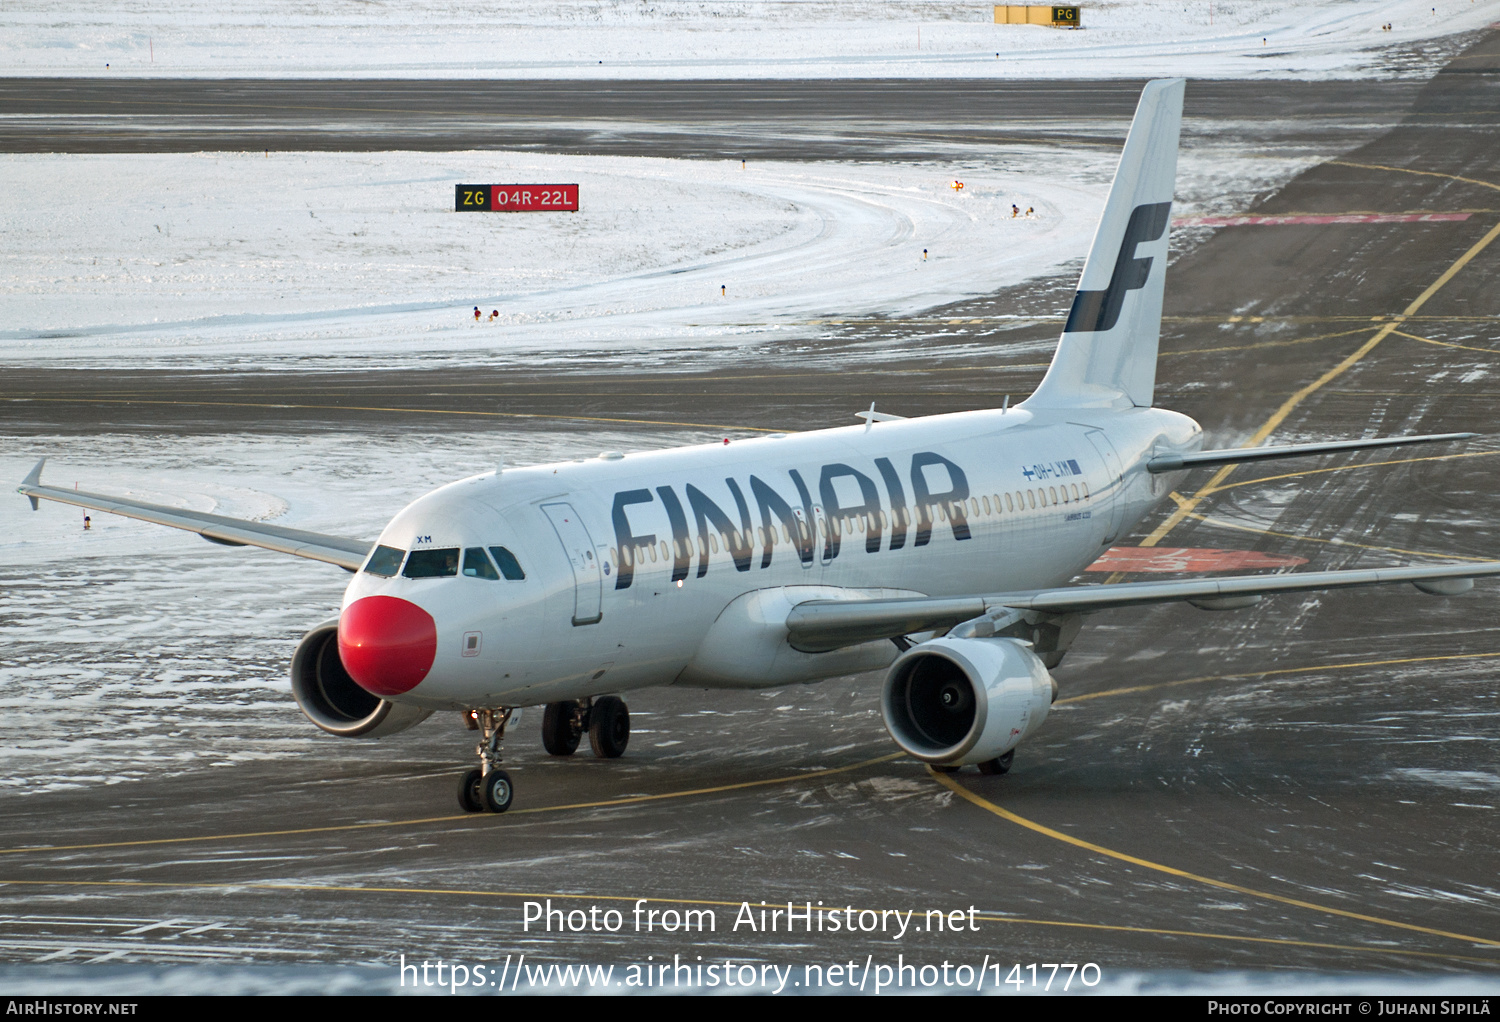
left=455, top=184, right=580, bottom=212
left=995, top=5, right=1080, bottom=26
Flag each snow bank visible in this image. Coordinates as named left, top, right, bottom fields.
left=0, top=148, right=1111, bottom=365
left=4, top=0, right=1496, bottom=80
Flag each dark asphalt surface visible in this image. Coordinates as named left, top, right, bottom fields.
left=0, top=76, right=1428, bottom=159
left=2, top=34, right=1500, bottom=984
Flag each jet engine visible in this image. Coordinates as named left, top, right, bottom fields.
left=290, top=619, right=433, bottom=738
left=881, top=637, right=1054, bottom=768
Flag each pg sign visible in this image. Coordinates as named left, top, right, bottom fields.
left=456, top=184, right=579, bottom=212
left=995, top=5, right=1080, bottom=26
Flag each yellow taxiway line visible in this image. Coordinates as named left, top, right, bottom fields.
left=929, top=769, right=1500, bottom=950
left=1055, top=649, right=1500, bottom=706
left=0, top=753, right=902, bottom=858
left=1140, top=214, right=1500, bottom=551
left=0, top=877, right=1493, bottom=967
left=0, top=396, right=789, bottom=435
left=1390, top=328, right=1500, bottom=355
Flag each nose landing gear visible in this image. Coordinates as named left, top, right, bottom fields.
left=458, top=708, right=515, bottom=813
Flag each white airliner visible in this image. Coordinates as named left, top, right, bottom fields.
left=20, top=79, right=1493, bottom=814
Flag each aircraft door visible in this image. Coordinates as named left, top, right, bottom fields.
left=1084, top=430, right=1125, bottom=544
left=793, top=507, right=814, bottom=570
left=541, top=502, right=604, bottom=626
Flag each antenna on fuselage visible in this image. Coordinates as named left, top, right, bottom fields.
left=496, top=455, right=505, bottom=476
left=1002, top=395, right=1010, bottom=414
left=864, top=401, right=876, bottom=433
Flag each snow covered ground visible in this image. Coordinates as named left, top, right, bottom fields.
left=0, top=149, right=1102, bottom=365
left=4, top=0, right=1496, bottom=79
left=0, top=144, right=1319, bottom=367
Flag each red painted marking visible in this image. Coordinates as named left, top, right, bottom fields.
left=1086, top=547, right=1309, bottom=573
left=1177, top=213, right=1471, bottom=227
left=339, top=596, right=438, bottom=696
left=489, top=183, right=579, bottom=212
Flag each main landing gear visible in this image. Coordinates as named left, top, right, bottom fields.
left=541, top=696, right=630, bottom=759
left=458, top=708, right=515, bottom=813
left=977, top=751, right=1015, bottom=776
left=932, top=751, right=1015, bottom=776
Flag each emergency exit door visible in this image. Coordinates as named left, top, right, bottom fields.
left=541, top=502, right=603, bottom=626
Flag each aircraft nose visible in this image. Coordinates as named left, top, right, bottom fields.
left=338, top=596, right=438, bottom=696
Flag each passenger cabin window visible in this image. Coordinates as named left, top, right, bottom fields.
left=462, top=547, right=500, bottom=580
left=489, top=546, right=526, bottom=581
left=363, top=544, right=404, bottom=577
left=404, top=547, right=460, bottom=578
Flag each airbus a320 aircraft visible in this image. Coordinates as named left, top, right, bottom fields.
left=21, top=79, right=1495, bottom=814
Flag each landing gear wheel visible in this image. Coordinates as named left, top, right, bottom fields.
left=480, top=768, right=514, bottom=813
left=977, top=751, right=1014, bottom=776
left=541, top=700, right=581, bottom=756
left=457, top=768, right=483, bottom=812
left=589, top=696, right=630, bottom=759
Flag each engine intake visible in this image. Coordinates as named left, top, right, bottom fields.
left=290, top=619, right=433, bottom=738
left=882, top=637, right=1053, bottom=766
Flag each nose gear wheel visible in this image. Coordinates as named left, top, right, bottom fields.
left=456, top=707, right=516, bottom=813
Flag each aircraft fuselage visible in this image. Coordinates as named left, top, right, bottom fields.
left=345, top=403, right=1202, bottom=710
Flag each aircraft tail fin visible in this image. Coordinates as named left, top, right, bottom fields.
left=1023, top=78, right=1184, bottom=410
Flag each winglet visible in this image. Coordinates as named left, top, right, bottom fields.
left=20, top=457, right=45, bottom=510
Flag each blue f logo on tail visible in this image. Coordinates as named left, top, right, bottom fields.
left=1062, top=201, right=1172, bottom=334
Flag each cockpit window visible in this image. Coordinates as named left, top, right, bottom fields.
left=363, top=544, right=405, bottom=577
left=489, top=546, right=526, bottom=581
left=403, top=548, right=460, bottom=578
left=462, top=547, right=500, bottom=580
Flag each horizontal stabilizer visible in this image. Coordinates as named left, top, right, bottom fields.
left=1147, top=432, right=1478, bottom=473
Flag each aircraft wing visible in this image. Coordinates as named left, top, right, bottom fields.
left=785, top=561, right=1500, bottom=653
left=1146, top=431, right=1477, bottom=473
left=17, top=458, right=372, bottom=571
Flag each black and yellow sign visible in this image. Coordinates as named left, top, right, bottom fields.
left=995, top=5, right=1082, bottom=27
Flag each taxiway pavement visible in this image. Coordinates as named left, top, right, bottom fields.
left=1, top=36, right=1499, bottom=980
